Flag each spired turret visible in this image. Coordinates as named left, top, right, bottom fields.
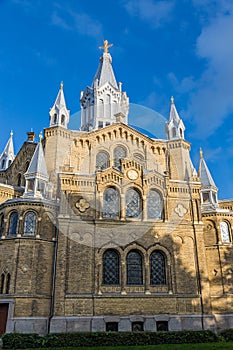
left=198, top=149, right=219, bottom=211
left=165, top=97, right=185, bottom=140
left=23, top=134, right=49, bottom=198
left=80, top=40, right=129, bottom=131
left=0, top=131, right=15, bottom=170
left=49, top=82, right=70, bottom=129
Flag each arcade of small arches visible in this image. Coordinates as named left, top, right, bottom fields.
left=0, top=210, right=38, bottom=237
left=101, top=186, right=163, bottom=220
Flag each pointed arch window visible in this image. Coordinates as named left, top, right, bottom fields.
left=0, top=214, right=4, bottom=237
left=147, top=190, right=163, bottom=220
left=172, top=127, right=176, bottom=138
left=17, top=173, right=21, bottom=187
left=5, top=273, right=10, bottom=294
left=1, top=158, right=5, bottom=169
left=53, top=113, right=57, bottom=124
left=126, top=250, right=143, bottom=285
left=103, top=187, right=120, bottom=219
left=61, top=115, right=65, bottom=125
left=96, top=151, right=109, bottom=170
left=0, top=273, right=4, bottom=294
left=102, top=249, right=120, bottom=285
left=220, top=221, right=231, bottom=243
left=8, top=211, right=18, bottom=236
left=114, top=146, right=126, bottom=169
left=23, top=211, right=36, bottom=236
left=150, top=251, right=166, bottom=285
left=126, top=188, right=141, bottom=218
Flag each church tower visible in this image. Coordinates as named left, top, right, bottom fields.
left=80, top=40, right=129, bottom=131
left=49, top=82, right=70, bottom=128
left=198, top=149, right=219, bottom=211
left=23, top=135, right=49, bottom=198
left=166, top=97, right=185, bottom=140
left=0, top=131, right=15, bottom=170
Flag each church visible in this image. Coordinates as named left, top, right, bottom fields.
left=0, top=40, right=233, bottom=335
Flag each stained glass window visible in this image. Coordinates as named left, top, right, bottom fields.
left=126, top=250, right=143, bottom=285
left=147, top=190, right=163, bottom=220
left=102, top=249, right=120, bottom=285
left=103, top=187, right=120, bottom=218
left=23, top=211, right=36, bottom=236
left=150, top=251, right=166, bottom=285
left=114, top=146, right=126, bottom=169
left=220, top=221, right=231, bottom=243
left=126, top=189, right=141, bottom=218
left=8, top=212, right=18, bottom=236
left=96, top=151, right=109, bottom=170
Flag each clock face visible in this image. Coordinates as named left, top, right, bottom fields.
left=127, top=169, right=138, bottom=180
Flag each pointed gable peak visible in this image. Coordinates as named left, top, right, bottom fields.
left=0, top=130, right=15, bottom=170
left=198, top=150, right=216, bottom=187
left=93, top=40, right=118, bottom=89
left=169, top=96, right=181, bottom=123
left=25, top=138, right=48, bottom=179
left=49, top=82, right=70, bottom=128
left=54, top=81, right=66, bottom=109
left=166, top=97, right=185, bottom=140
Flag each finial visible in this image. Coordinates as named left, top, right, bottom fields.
left=10, top=130, right=13, bottom=137
left=200, top=148, right=203, bottom=158
left=60, top=81, right=63, bottom=89
left=171, top=96, right=174, bottom=104
left=39, top=132, right=43, bottom=142
left=99, top=39, right=113, bottom=53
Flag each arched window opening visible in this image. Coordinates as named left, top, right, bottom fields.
left=8, top=212, right=18, bottom=236
left=5, top=273, right=10, bottom=294
left=0, top=214, right=4, bottom=237
left=134, top=153, right=144, bottom=162
left=102, top=249, right=120, bottom=285
left=172, top=127, right=176, bottom=138
left=23, top=211, right=36, bottom=236
left=96, top=151, right=109, bottom=171
left=53, top=113, right=57, bottom=124
left=61, top=114, right=65, bottom=125
left=147, top=190, right=163, bottom=220
left=17, top=173, right=21, bottom=187
left=103, top=187, right=120, bottom=219
left=180, top=128, right=183, bottom=138
left=1, top=158, right=5, bottom=169
left=0, top=274, right=4, bottom=294
left=126, top=188, right=141, bottom=218
left=8, top=160, right=12, bottom=167
left=114, top=146, right=126, bottom=169
left=126, top=250, right=143, bottom=285
left=150, top=251, right=166, bottom=285
left=220, top=221, right=231, bottom=243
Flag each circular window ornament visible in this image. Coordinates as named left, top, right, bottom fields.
left=127, top=169, right=139, bottom=180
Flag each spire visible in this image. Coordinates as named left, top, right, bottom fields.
left=198, top=149, right=219, bottom=211
left=49, top=82, right=70, bottom=128
left=0, top=131, right=15, bottom=170
left=165, top=97, right=185, bottom=140
left=80, top=40, right=129, bottom=131
left=23, top=137, right=49, bottom=198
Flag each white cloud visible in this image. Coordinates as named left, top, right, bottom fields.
left=51, top=8, right=103, bottom=39
left=123, top=0, right=174, bottom=27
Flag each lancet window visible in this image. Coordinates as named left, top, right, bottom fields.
left=114, top=146, right=126, bottom=169
left=147, top=190, right=163, bottom=220
left=23, top=211, right=36, bottom=236
left=8, top=211, right=18, bottom=236
left=126, top=250, right=143, bottom=285
left=220, top=221, right=231, bottom=243
left=96, top=151, right=109, bottom=170
left=126, top=188, right=141, bottom=218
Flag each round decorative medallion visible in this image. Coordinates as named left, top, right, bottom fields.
left=127, top=169, right=138, bottom=180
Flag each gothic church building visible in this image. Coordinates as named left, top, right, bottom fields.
left=0, top=41, right=233, bottom=335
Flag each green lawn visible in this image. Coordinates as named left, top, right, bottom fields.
left=18, top=342, right=233, bottom=350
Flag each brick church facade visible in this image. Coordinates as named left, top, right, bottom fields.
left=0, top=41, right=233, bottom=335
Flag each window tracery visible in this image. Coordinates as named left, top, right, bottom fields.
left=102, top=249, right=120, bottom=285
left=96, top=151, right=109, bottom=170
left=103, top=187, right=120, bottom=218
left=114, top=146, right=126, bottom=169
left=220, top=221, right=231, bottom=243
left=126, top=188, right=141, bottom=218
left=126, top=250, right=143, bottom=285
left=147, top=190, right=163, bottom=220
left=150, top=251, right=166, bottom=285
left=8, top=212, right=18, bottom=236
left=23, top=211, right=36, bottom=236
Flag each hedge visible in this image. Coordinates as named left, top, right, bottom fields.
left=2, top=330, right=219, bottom=349
left=219, top=329, right=233, bottom=342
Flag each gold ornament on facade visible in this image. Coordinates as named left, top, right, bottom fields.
left=75, top=198, right=90, bottom=212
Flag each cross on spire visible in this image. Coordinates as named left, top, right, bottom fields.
left=99, top=39, right=113, bottom=53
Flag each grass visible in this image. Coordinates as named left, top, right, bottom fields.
left=18, top=342, right=233, bottom=350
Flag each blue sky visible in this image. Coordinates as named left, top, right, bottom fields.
left=1, top=0, right=233, bottom=199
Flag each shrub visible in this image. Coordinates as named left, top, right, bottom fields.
left=2, top=330, right=219, bottom=349
left=219, top=329, right=233, bottom=342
